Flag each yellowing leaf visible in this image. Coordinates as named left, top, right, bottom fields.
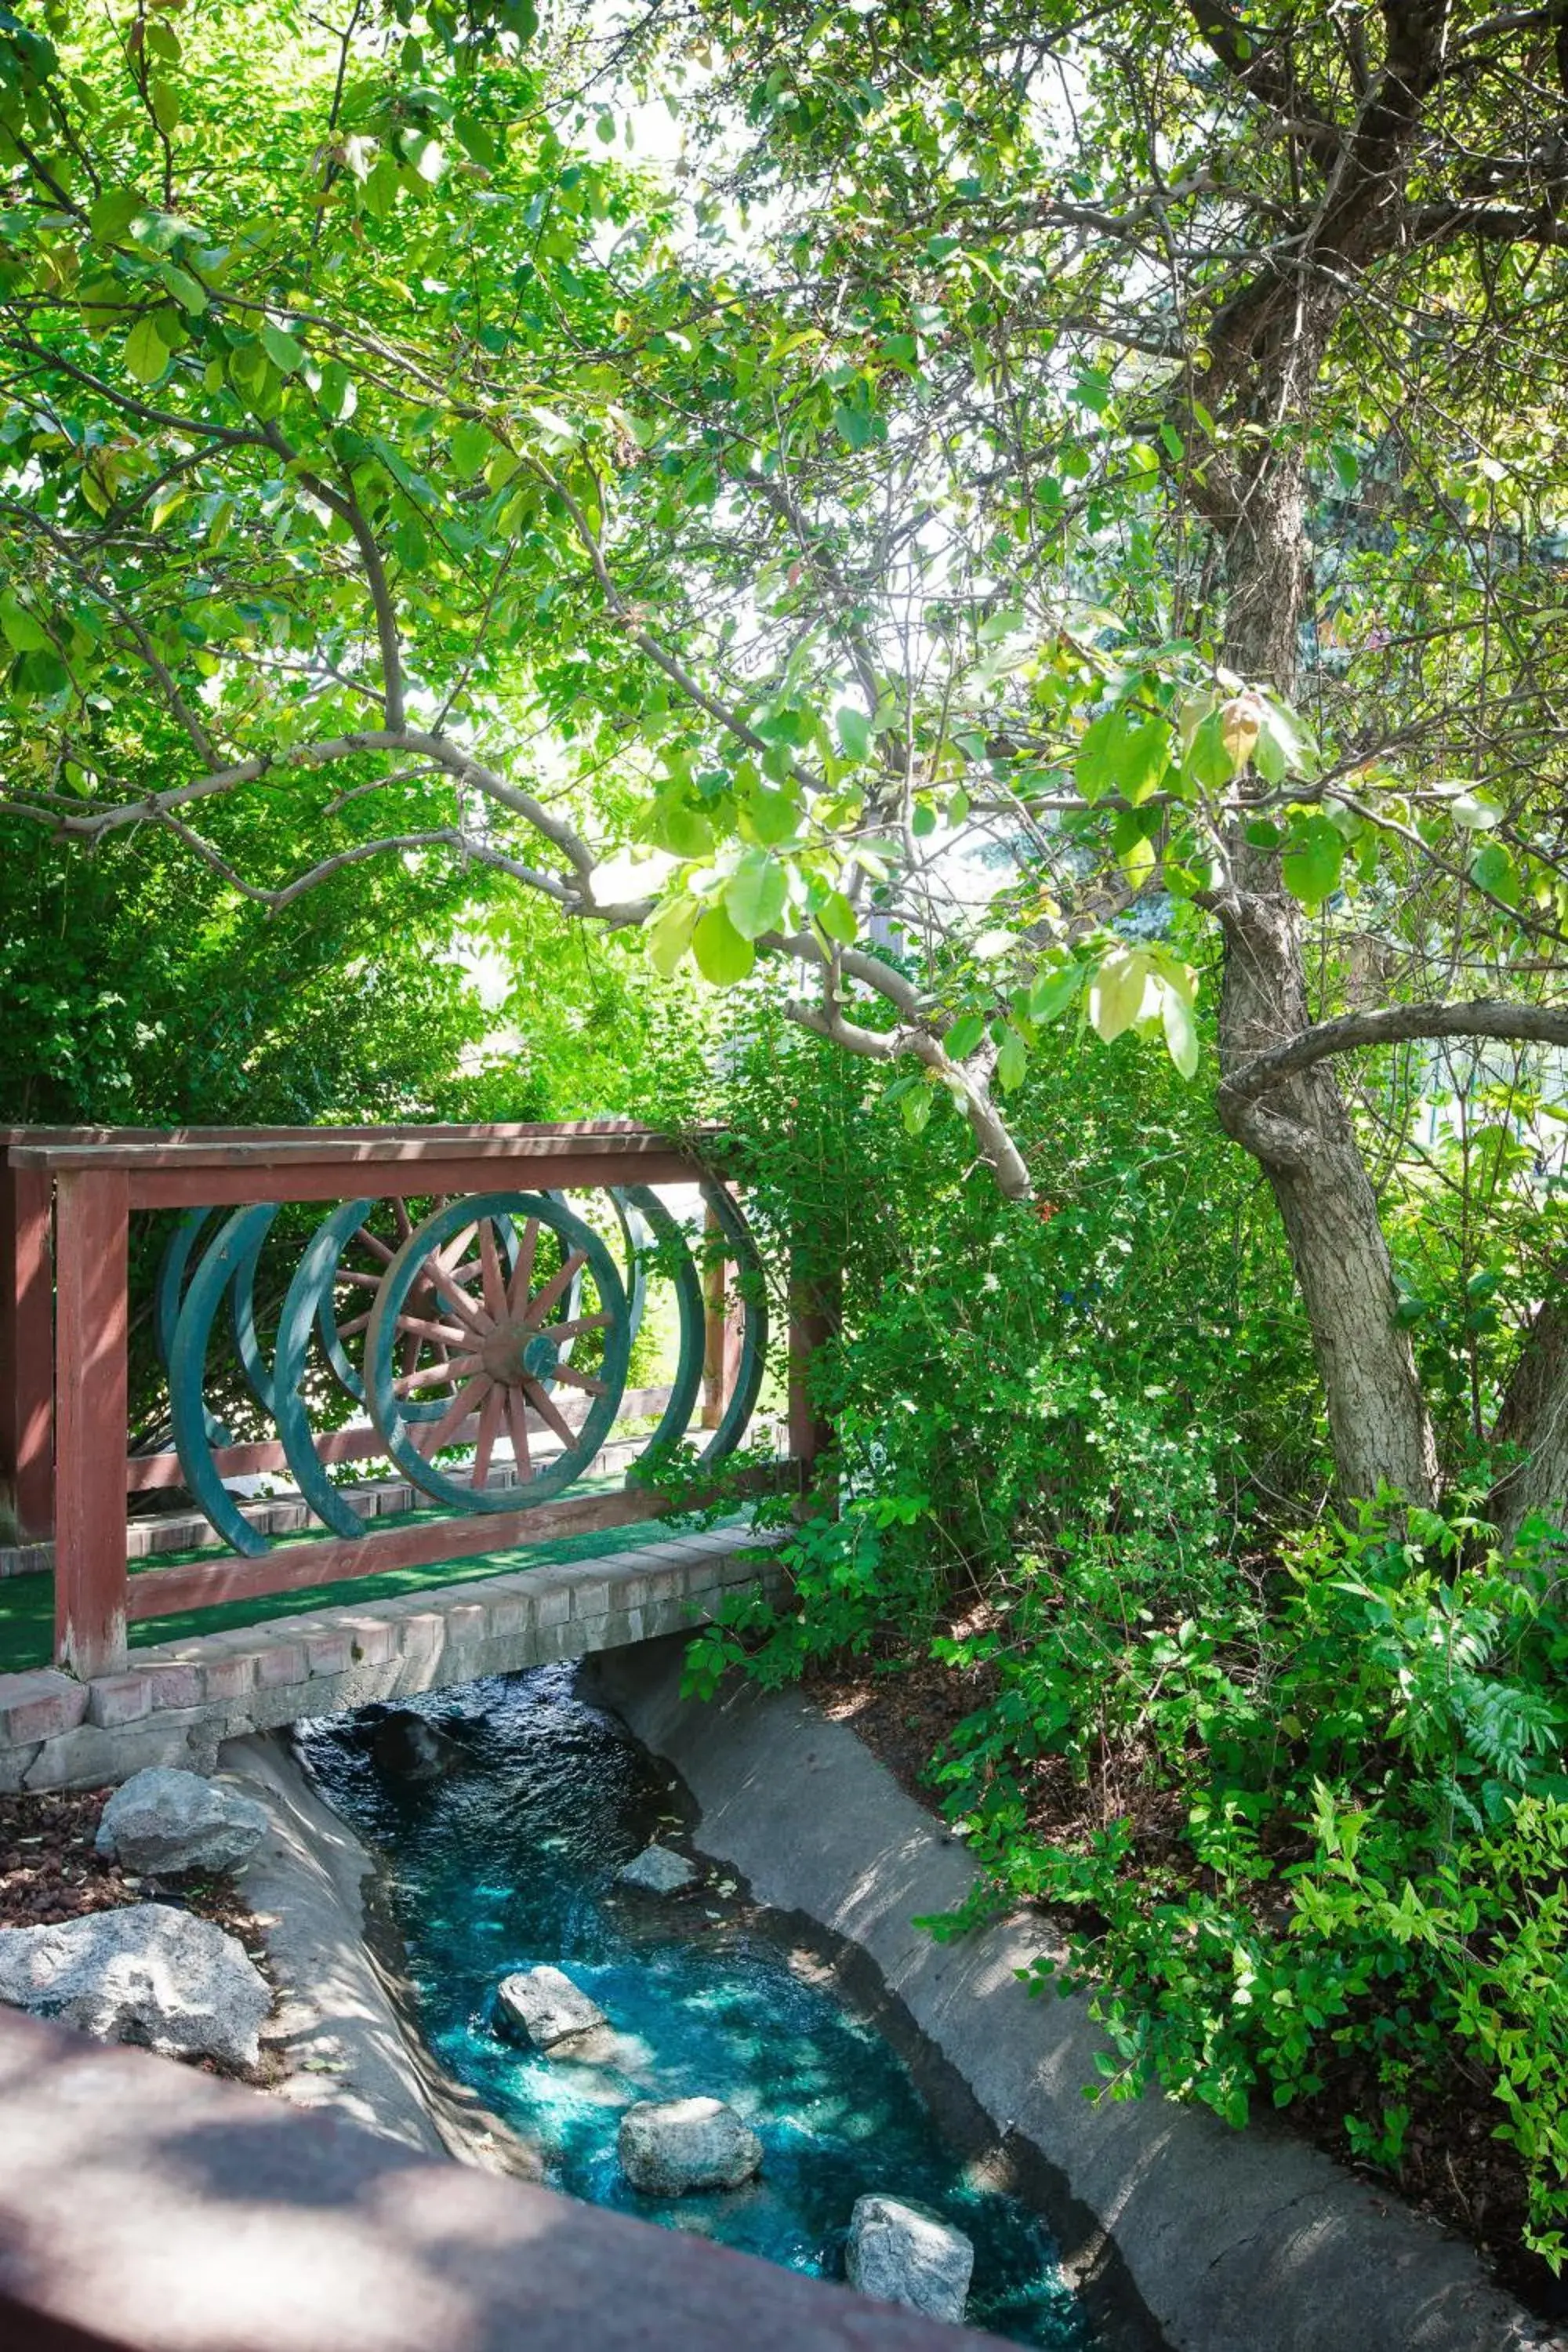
left=647, top=898, right=699, bottom=977
left=692, top=905, right=756, bottom=985
left=1161, top=984, right=1200, bottom=1079
left=1089, top=949, right=1148, bottom=1044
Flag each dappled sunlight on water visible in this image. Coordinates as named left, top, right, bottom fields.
left=301, top=1664, right=1090, bottom=2347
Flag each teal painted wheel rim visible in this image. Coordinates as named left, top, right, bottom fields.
left=365, top=1190, right=631, bottom=1512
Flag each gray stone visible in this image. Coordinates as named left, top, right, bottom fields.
left=95, top=1766, right=268, bottom=1875
left=845, top=2195, right=974, bottom=2324
left=369, top=1709, right=460, bottom=1783
left=495, top=1965, right=607, bottom=2051
left=617, top=2096, right=762, bottom=2194
left=0, top=1902, right=269, bottom=2070
left=616, top=1844, right=698, bottom=1895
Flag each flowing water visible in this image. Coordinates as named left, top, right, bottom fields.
left=299, top=1664, right=1091, bottom=2347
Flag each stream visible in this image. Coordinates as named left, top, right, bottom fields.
left=299, top=1664, right=1091, bottom=2347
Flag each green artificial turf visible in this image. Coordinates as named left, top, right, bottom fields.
left=0, top=1497, right=739, bottom=1676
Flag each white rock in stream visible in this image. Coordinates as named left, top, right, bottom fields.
left=618, top=2096, right=763, bottom=2194
left=846, top=2195, right=975, bottom=2322
left=95, top=1767, right=268, bottom=1876
left=495, top=1965, right=608, bottom=2051
left=0, top=1903, right=268, bottom=2070
left=616, top=1845, right=699, bottom=1895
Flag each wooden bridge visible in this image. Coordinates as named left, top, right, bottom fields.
left=0, top=1122, right=831, bottom=1790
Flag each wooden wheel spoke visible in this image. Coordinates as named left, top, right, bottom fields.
left=394, top=1360, right=460, bottom=1396
left=336, top=1269, right=382, bottom=1291
left=551, top=1364, right=605, bottom=1397
left=505, top=1389, right=533, bottom=1483
left=521, top=1250, right=586, bottom=1331
left=416, top=1372, right=492, bottom=1456
left=479, top=1218, right=507, bottom=1321
left=524, top=1377, right=577, bottom=1449
left=354, top=1226, right=395, bottom=1265
left=338, top=1309, right=373, bottom=1340
left=393, top=1198, right=412, bottom=1240
left=436, top=1220, right=477, bottom=1275
left=391, top=1312, right=470, bottom=1350
left=506, top=1218, right=539, bottom=1314
left=418, top=1252, right=490, bottom=1336
left=535, top=1310, right=611, bottom=1344
left=471, top=1384, right=505, bottom=1490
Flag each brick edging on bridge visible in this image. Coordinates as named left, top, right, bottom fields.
left=0, top=1528, right=783, bottom=1793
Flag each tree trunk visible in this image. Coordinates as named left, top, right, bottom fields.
left=1210, top=442, right=1441, bottom=1506
left=1489, top=1294, right=1568, bottom=1544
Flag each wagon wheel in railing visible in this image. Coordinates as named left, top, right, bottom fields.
left=365, top=1191, right=631, bottom=1513
left=316, top=1193, right=586, bottom=1417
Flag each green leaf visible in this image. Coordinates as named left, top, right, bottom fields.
left=1029, top=962, right=1083, bottom=1024
left=835, top=705, right=873, bottom=761
left=1282, top=821, right=1345, bottom=909
left=902, top=1085, right=933, bottom=1134
left=450, top=419, right=495, bottom=481
left=261, top=322, right=305, bottom=375
left=160, top=262, right=206, bottom=314
left=1161, top=984, right=1200, bottom=1080
left=1470, top=840, right=1520, bottom=906
left=89, top=187, right=143, bottom=243
left=1188, top=710, right=1237, bottom=790
left=724, top=849, right=788, bottom=940
left=692, top=905, right=757, bottom=985
left=1089, top=949, right=1148, bottom=1044
left=0, top=597, right=50, bottom=654
left=651, top=795, right=714, bottom=858
left=815, top=889, right=858, bottom=946
left=741, top=786, right=797, bottom=846
left=124, top=312, right=169, bottom=386
left=944, top=1011, right=987, bottom=1059
left=647, top=897, right=699, bottom=978
left=996, top=1024, right=1028, bottom=1091
left=148, top=75, right=181, bottom=134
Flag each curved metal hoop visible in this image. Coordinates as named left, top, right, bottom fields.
left=167, top=1203, right=281, bottom=1560
left=365, top=1190, right=632, bottom=1514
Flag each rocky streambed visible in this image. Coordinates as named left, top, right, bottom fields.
left=298, top=1661, right=1094, bottom=2347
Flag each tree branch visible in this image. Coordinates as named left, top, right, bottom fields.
left=1221, top=999, right=1568, bottom=1107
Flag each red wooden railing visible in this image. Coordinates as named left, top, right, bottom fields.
left=0, top=1124, right=836, bottom=1681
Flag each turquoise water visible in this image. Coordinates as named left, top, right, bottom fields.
left=300, top=1666, right=1090, bottom=2347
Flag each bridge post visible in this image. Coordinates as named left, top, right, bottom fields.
left=701, top=1200, right=743, bottom=1429
left=0, top=1155, right=53, bottom=1538
left=54, top=1170, right=130, bottom=1679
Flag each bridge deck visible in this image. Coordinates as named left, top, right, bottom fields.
left=0, top=1523, right=783, bottom=1792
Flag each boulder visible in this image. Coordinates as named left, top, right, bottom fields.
left=369, top=1710, right=460, bottom=1784
left=495, top=1965, right=608, bottom=2051
left=95, top=1767, right=268, bottom=1877
left=845, top=2195, right=974, bottom=2324
left=618, top=2096, right=762, bottom=2194
left=616, top=1845, right=699, bottom=1895
left=0, top=1902, right=269, bottom=2071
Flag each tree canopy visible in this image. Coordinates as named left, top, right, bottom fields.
left=5, top=0, right=1568, bottom=1515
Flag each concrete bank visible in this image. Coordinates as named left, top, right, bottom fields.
left=222, top=1733, right=538, bottom=2173
left=593, top=1638, right=1560, bottom=2352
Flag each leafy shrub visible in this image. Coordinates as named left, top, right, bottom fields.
left=930, top=1497, right=1568, bottom=2267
